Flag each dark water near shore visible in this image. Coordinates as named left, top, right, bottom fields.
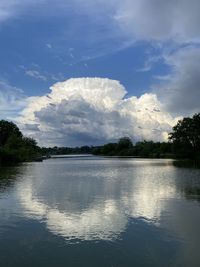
left=0, top=157, right=200, bottom=267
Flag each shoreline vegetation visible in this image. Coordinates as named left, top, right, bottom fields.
left=0, top=113, right=200, bottom=166
left=0, top=120, right=43, bottom=165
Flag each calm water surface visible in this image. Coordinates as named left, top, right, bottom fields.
left=0, top=157, right=200, bottom=267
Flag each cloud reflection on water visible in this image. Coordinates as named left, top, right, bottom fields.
left=17, top=159, right=177, bottom=241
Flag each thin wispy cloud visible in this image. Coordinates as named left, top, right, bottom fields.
left=25, top=70, right=47, bottom=81
left=0, top=80, right=27, bottom=119
left=46, top=43, right=52, bottom=49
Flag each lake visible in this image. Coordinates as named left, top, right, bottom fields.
left=0, top=157, right=200, bottom=267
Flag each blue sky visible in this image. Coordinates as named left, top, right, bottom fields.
left=0, top=7, right=168, bottom=97
left=0, top=0, right=200, bottom=146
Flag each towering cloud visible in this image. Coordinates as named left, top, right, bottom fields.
left=18, top=78, right=179, bottom=146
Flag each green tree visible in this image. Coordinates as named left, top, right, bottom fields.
left=117, top=137, right=133, bottom=150
left=0, top=120, right=40, bottom=163
left=101, top=143, right=117, bottom=156
left=169, top=113, right=200, bottom=159
left=0, top=120, right=22, bottom=146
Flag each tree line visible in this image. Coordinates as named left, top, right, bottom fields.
left=92, top=138, right=173, bottom=158
left=0, top=113, right=200, bottom=164
left=94, top=113, right=200, bottom=161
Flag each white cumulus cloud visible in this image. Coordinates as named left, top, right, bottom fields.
left=17, top=78, right=179, bottom=146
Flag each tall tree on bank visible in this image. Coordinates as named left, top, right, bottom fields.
left=169, top=113, right=200, bottom=160
left=0, top=120, right=22, bottom=146
left=0, top=120, right=40, bottom=163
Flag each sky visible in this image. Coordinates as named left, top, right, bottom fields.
left=0, top=0, right=200, bottom=146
